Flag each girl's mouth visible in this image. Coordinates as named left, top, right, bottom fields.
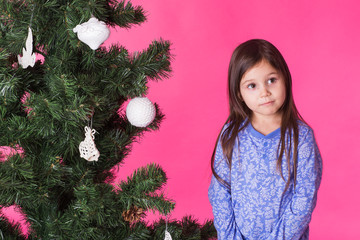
left=260, top=101, right=274, bottom=106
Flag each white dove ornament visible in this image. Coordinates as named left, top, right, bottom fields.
left=79, top=126, right=100, bottom=161
left=18, top=27, right=36, bottom=68
left=73, top=17, right=110, bottom=50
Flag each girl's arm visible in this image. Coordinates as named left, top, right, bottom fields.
left=208, top=139, right=244, bottom=240
left=265, top=128, right=323, bottom=240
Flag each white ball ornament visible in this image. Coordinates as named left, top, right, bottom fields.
left=126, top=97, right=156, bottom=127
left=73, top=17, right=110, bottom=50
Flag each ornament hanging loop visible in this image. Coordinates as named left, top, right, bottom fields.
left=88, top=114, right=94, bottom=130
left=29, top=3, right=36, bottom=28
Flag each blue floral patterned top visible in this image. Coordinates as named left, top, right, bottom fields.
left=208, top=121, right=322, bottom=240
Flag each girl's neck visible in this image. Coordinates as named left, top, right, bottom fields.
left=250, top=113, right=282, bottom=136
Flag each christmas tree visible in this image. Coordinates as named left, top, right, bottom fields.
left=0, top=0, right=215, bottom=239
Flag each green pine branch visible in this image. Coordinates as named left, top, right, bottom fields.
left=108, top=0, right=146, bottom=28
left=0, top=154, right=37, bottom=209
left=119, top=163, right=174, bottom=216
left=132, top=39, right=172, bottom=81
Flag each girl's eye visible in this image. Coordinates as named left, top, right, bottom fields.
left=247, top=83, right=256, bottom=89
left=267, top=78, right=277, bottom=84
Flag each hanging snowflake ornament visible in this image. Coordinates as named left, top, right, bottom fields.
left=73, top=17, right=110, bottom=50
left=126, top=97, right=156, bottom=127
left=18, top=27, right=36, bottom=68
left=79, top=126, right=100, bottom=161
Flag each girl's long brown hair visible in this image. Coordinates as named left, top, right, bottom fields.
left=211, top=39, right=304, bottom=192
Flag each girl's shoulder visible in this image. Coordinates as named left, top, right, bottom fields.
left=297, top=119, right=316, bottom=141
left=297, top=119, right=311, bottom=131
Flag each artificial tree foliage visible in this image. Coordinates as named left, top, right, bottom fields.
left=0, top=0, right=215, bottom=239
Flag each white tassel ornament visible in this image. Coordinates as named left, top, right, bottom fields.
left=73, top=17, right=110, bottom=50
left=164, top=214, right=172, bottom=240
left=18, top=27, right=36, bottom=68
left=164, top=230, right=172, bottom=240
left=79, top=126, right=100, bottom=161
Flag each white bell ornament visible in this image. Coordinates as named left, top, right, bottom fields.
left=73, top=17, right=110, bottom=50
left=79, top=126, right=100, bottom=161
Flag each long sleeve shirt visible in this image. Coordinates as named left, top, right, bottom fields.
left=208, top=121, right=322, bottom=240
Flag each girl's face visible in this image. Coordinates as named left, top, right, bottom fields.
left=239, top=60, right=286, bottom=122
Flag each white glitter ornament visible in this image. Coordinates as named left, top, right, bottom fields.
left=18, top=27, right=36, bottom=68
left=126, top=97, right=156, bottom=127
left=79, top=126, right=100, bottom=161
left=164, top=230, right=172, bottom=240
left=73, top=17, right=110, bottom=50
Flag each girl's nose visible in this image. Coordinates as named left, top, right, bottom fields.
left=260, top=85, right=271, bottom=97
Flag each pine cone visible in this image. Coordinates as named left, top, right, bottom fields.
left=122, top=205, right=145, bottom=224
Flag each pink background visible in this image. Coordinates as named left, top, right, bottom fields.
left=108, top=0, right=360, bottom=239
left=2, top=0, right=360, bottom=239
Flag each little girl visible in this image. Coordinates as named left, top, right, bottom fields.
left=208, top=39, right=322, bottom=240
